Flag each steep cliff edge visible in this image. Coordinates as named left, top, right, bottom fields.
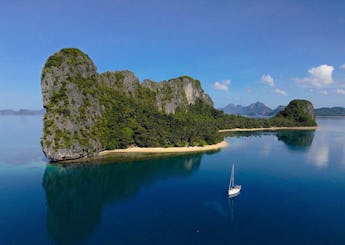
left=142, top=77, right=212, bottom=114
left=41, top=48, right=102, bottom=161
left=41, top=48, right=219, bottom=161
left=276, top=99, right=316, bottom=126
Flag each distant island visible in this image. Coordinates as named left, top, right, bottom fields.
left=0, top=109, right=44, bottom=116
left=315, top=107, right=345, bottom=116
left=41, top=48, right=317, bottom=162
left=221, top=102, right=345, bottom=117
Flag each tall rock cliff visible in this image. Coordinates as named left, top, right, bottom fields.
left=41, top=48, right=216, bottom=161
left=142, top=77, right=213, bottom=114
left=41, top=48, right=102, bottom=161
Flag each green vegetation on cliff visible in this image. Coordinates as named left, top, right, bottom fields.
left=41, top=48, right=221, bottom=161
left=93, top=84, right=222, bottom=150
left=41, top=48, right=316, bottom=161
left=276, top=100, right=316, bottom=125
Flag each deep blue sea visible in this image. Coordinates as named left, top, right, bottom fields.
left=1, top=116, right=345, bottom=244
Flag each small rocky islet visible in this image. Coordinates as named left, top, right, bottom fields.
left=41, top=48, right=316, bottom=162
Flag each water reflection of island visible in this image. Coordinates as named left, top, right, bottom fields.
left=224, top=130, right=315, bottom=149
left=276, top=130, right=315, bottom=149
left=43, top=154, right=202, bottom=244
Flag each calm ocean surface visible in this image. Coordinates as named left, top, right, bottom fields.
left=1, top=116, right=345, bottom=244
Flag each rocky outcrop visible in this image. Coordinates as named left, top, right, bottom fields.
left=98, top=70, right=140, bottom=96
left=41, top=48, right=103, bottom=161
left=277, top=99, right=316, bottom=126
left=41, top=48, right=214, bottom=161
left=142, top=76, right=213, bottom=114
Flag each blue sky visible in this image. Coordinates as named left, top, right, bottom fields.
left=1, top=0, right=345, bottom=109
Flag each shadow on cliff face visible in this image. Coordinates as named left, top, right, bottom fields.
left=42, top=154, right=203, bottom=244
left=224, top=130, right=315, bottom=150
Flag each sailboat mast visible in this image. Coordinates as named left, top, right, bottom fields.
left=233, top=164, right=235, bottom=186
left=230, top=163, right=235, bottom=188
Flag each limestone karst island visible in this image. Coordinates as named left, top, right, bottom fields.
left=41, top=48, right=317, bottom=162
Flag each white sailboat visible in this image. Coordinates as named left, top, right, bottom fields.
left=228, top=163, right=241, bottom=197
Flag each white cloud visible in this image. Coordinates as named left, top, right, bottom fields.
left=340, top=64, right=345, bottom=69
left=259, top=74, right=287, bottom=96
left=320, top=90, right=328, bottom=95
left=336, top=88, right=345, bottom=95
left=297, top=64, right=334, bottom=88
left=274, top=88, right=287, bottom=96
left=307, top=145, right=329, bottom=168
left=260, top=74, right=275, bottom=87
left=213, top=80, right=231, bottom=91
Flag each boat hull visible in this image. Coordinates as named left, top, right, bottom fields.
left=228, top=185, right=241, bottom=197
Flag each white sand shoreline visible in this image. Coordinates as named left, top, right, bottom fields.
left=97, top=141, right=228, bottom=156
left=60, top=126, right=317, bottom=163
left=219, top=126, right=317, bottom=132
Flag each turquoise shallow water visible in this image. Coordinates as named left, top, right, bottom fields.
left=1, top=116, right=345, bottom=244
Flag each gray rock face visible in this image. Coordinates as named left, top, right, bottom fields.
left=41, top=48, right=103, bottom=161
left=142, top=76, right=213, bottom=114
left=294, top=100, right=316, bottom=121
left=41, top=49, right=214, bottom=161
left=304, top=102, right=316, bottom=121
left=41, top=49, right=97, bottom=107
left=98, top=70, right=139, bottom=96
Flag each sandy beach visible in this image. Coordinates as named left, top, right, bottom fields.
left=219, top=126, right=318, bottom=132
left=97, top=141, right=228, bottom=156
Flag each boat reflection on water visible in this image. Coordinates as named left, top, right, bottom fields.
left=228, top=196, right=236, bottom=224
left=43, top=154, right=203, bottom=244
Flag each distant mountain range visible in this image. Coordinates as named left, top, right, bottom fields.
left=221, top=102, right=345, bottom=117
left=0, top=109, right=45, bottom=116
left=2, top=105, right=344, bottom=117
left=221, top=102, right=285, bottom=117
